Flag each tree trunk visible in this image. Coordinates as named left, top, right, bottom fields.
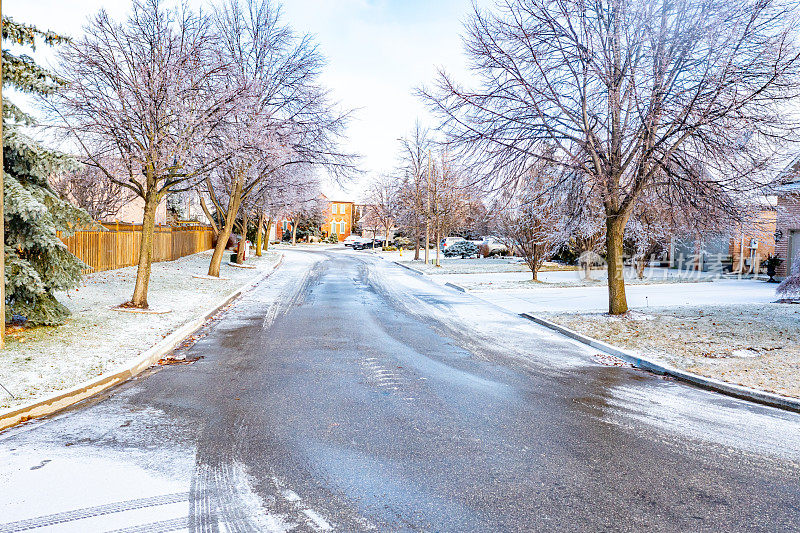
left=264, top=218, right=272, bottom=251
left=424, top=220, right=430, bottom=264
left=435, top=227, right=441, bottom=266
left=208, top=177, right=243, bottom=277
left=636, top=258, right=646, bottom=279
left=414, top=233, right=420, bottom=260
left=129, top=189, right=159, bottom=308
left=255, top=212, right=264, bottom=257
left=237, top=211, right=248, bottom=264
left=606, top=215, right=629, bottom=315
left=291, top=220, right=297, bottom=246
left=199, top=194, right=219, bottom=240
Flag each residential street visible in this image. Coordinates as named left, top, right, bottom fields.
left=1, top=249, right=799, bottom=532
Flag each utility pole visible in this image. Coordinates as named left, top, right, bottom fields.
left=1, top=6, right=5, bottom=347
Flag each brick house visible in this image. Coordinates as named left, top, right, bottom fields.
left=729, top=203, right=776, bottom=274
left=321, top=196, right=354, bottom=241
left=775, top=179, right=800, bottom=278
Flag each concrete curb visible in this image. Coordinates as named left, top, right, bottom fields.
left=444, top=282, right=467, bottom=293
left=392, top=261, right=426, bottom=276
left=519, top=313, right=800, bottom=413
left=0, top=253, right=284, bottom=433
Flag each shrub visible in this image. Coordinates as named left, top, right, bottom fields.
left=383, top=245, right=398, bottom=251
left=777, top=256, right=800, bottom=301
left=444, top=241, right=479, bottom=258
left=394, top=236, right=412, bottom=249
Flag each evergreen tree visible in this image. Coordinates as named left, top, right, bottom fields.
left=3, top=18, right=89, bottom=325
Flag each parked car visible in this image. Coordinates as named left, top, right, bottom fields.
left=352, top=237, right=380, bottom=250
left=440, top=236, right=466, bottom=250
left=480, top=236, right=509, bottom=256
left=343, top=235, right=361, bottom=247
left=443, top=240, right=480, bottom=258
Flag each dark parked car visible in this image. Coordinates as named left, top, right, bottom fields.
left=352, top=237, right=384, bottom=250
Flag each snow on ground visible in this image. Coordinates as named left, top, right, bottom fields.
left=546, top=304, right=800, bottom=399
left=468, top=277, right=776, bottom=314
left=437, top=267, right=715, bottom=290
left=0, top=250, right=281, bottom=410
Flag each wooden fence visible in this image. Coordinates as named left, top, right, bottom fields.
left=57, top=222, right=214, bottom=273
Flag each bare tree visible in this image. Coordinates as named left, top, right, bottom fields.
left=50, top=0, right=239, bottom=308
left=496, top=163, right=567, bottom=281
left=52, top=161, right=131, bottom=221
left=396, top=122, right=432, bottom=260
left=366, top=176, right=399, bottom=245
left=422, top=0, right=800, bottom=314
left=202, top=0, right=355, bottom=273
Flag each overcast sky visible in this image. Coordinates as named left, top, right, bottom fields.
left=8, top=0, right=485, bottom=201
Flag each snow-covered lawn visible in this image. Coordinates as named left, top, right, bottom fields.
left=394, top=257, right=578, bottom=275
left=545, top=304, right=800, bottom=399
left=0, top=250, right=281, bottom=410
left=440, top=267, right=714, bottom=290
left=469, top=278, right=776, bottom=313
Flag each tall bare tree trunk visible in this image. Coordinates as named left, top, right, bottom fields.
left=435, top=226, right=441, bottom=266
left=264, top=218, right=272, bottom=251
left=237, top=210, right=249, bottom=264
left=414, top=233, right=420, bottom=260
left=291, top=220, right=297, bottom=246
left=255, top=212, right=264, bottom=257
left=129, top=189, right=159, bottom=308
left=208, top=177, right=243, bottom=277
left=424, top=220, right=430, bottom=265
left=606, top=214, right=629, bottom=315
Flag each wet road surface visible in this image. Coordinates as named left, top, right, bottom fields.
left=1, top=249, right=799, bottom=532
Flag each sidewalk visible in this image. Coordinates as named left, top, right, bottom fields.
left=0, top=250, right=281, bottom=411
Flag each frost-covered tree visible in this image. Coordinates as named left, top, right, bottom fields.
left=201, top=0, right=355, bottom=273
left=496, top=161, right=567, bottom=281
left=52, top=159, right=131, bottom=221
left=422, top=0, right=800, bottom=314
left=3, top=17, right=90, bottom=325
left=395, top=123, right=433, bottom=260
left=50, top=0, right=239, bottom=308
left=776, top=256, right=800, bottom=301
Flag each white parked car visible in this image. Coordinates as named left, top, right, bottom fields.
left=480, top=236, right=509, bottom=255
left=343, top=235, right=362, bottom=247
left=440, top=236, right=466, bottom=250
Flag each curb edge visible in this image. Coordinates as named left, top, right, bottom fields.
left=0, top=253, right=284, bottom=432
left=519, top=312, right=800, bottom=414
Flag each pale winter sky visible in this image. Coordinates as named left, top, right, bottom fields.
left=8, top=0, right=487, bottom=201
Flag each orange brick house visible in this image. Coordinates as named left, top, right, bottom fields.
left=321, top=196, right=354, bottom=241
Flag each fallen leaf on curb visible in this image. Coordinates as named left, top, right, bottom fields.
left=157, top=355, right=204, bottom=365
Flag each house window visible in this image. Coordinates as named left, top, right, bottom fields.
left=339, top=221, right=346, bottom=234
left=339, top=204, right=346, bottom=215
left=331, top=205, right=336, bottom=214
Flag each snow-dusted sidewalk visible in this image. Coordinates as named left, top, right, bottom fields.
left=545, top=304, right=800, bottom=399
left=0, top=250, right=281, bottom=410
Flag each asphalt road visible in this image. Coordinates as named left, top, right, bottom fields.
left=1, top=248, right=799, bottom=532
